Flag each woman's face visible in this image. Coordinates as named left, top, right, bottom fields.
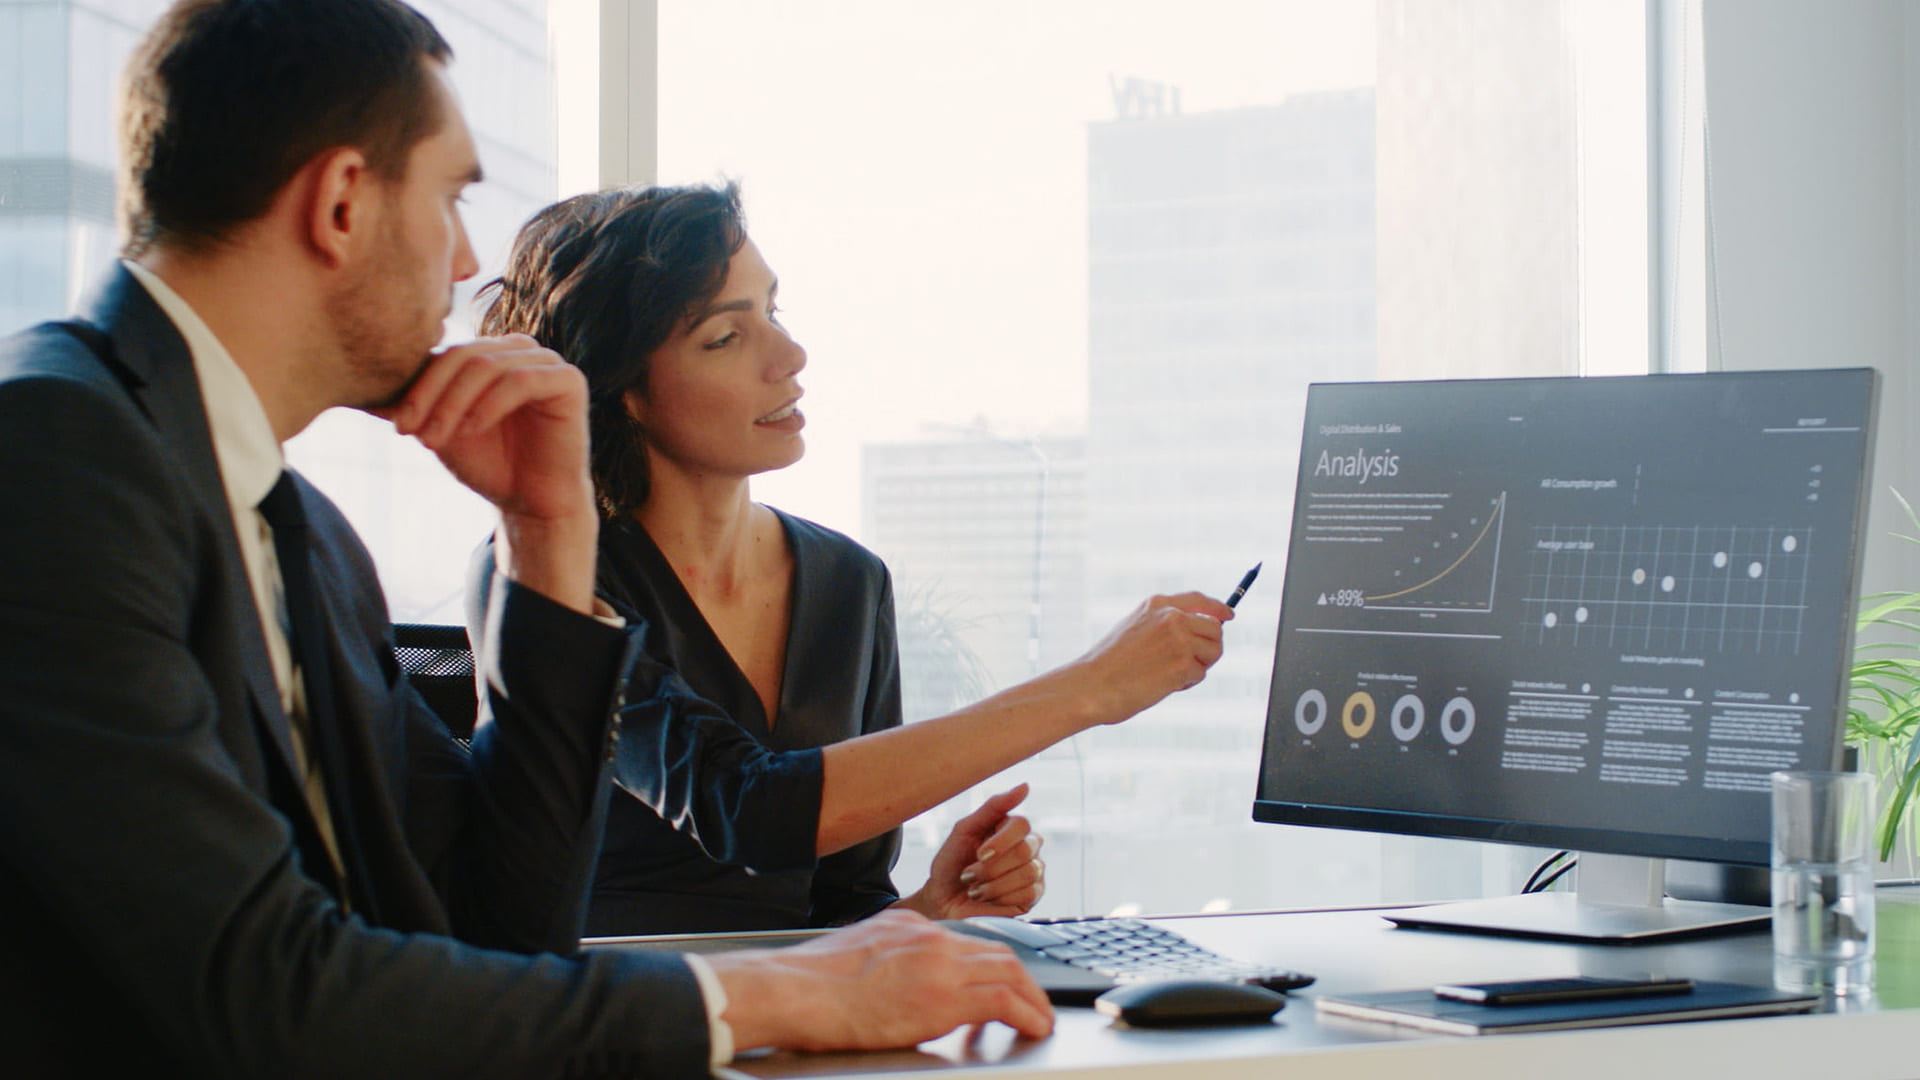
left=625, top=238, right=808, bottom=481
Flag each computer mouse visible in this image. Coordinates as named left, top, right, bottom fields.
left=1093, top=979, right=1288, bottom=1027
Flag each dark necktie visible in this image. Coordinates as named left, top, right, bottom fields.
left=258, top=470, right=360, bottom=903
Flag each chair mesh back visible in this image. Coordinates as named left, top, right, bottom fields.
left=392, top=623, right=478, bottom=742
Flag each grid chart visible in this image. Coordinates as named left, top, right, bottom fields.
left=1522, top=524, right=1812, bottom=654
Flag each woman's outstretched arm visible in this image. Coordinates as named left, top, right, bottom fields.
left=813, top=591, right=1231, bottom=856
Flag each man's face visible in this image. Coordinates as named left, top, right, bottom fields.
left=332, top=61, right=481, bottom=409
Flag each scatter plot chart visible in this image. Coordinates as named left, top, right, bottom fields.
left=1523, top=524, right=1812, bottom=654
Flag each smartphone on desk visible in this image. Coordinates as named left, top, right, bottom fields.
left=1432, top=975, right=1695, bottom=1006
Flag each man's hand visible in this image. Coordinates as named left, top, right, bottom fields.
left=375, top=335, right=598, bottom=614
left=706, top=909, right=1054, bottom=1054
left=1073, top=592, right=1233, bottom=723
left=898, top=784, right=1044, bottom=920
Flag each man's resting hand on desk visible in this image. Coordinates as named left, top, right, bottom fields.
left=707, top=909, right=1056, bottom=1053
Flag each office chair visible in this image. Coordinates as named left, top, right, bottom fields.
left=391, top=623, right=478, bottom=743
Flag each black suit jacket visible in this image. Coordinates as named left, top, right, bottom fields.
left=0, top=267, right=712, bottom=1078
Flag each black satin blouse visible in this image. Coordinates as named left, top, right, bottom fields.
left=583, top=510, right=903, bottom=933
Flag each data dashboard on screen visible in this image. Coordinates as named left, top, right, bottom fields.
left=1254, top=370, right=1879, bottom=869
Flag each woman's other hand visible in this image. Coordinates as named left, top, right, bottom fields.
left=897, top=784, right=1044, bottom=920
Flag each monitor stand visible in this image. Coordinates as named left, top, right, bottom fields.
left=1384, top=853, right=1771, bottom=943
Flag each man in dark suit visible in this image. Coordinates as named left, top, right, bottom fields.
left=0, top=1, right=1052, bottom=1075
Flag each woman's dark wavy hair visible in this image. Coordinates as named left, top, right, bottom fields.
left=477, top=183, right=747, bottom=519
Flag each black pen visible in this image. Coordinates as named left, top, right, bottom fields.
left=1226, top=562, right=1262, bottom=608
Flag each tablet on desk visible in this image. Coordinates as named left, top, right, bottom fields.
left=1432, top=975, right=1695, bottom=1005
left=1316, top=980, right=1818, bottom=1036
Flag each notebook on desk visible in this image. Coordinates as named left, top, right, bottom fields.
left=1315, top=980, right=1818, bottom=1035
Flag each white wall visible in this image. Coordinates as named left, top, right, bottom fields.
left=1701, top=0, right=1917, bottom=600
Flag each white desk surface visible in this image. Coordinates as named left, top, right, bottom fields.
left=595, top=886, right=1920, bottom=1080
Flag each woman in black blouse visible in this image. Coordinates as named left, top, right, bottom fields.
left=472, top=183, right=1234, bottom=935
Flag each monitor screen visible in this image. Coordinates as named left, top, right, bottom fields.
left=1254, top=370, right=1879, bottom=870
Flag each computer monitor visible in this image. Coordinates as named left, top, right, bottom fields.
left=1253, top=369, right=1879, bottom=942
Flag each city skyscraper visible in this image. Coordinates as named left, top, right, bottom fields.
left=1079, top=83, right=1378, bottom=911
left=863, top=432, right=1087, bottom=718
left=862, top=83, right=1381, bottom=915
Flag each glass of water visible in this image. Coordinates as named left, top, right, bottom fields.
left=1771, top=770, right=1877, bottom=995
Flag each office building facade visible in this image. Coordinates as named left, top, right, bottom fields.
left=862, top=434, right=1089, bottom=719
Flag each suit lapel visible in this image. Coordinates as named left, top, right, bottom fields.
left=76, top=267, right=322, bottom=857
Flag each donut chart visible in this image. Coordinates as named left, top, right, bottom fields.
left=1293, top=687, right=1476, bottom=746
left=1294, top=688, right=1327, bottom=735
left=1341, top=692, right=1376, bottom=738
left=1390, top=694, right=1424, bottom=741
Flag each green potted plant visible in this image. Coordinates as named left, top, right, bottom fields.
left=1846, top=491, right=1920, bottom=865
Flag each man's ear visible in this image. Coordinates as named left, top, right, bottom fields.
left=301, top=147, right=375, bottom=269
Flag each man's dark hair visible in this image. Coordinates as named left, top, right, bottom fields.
left=119, top=0, right=453, bottom=256
left=477, top=183, right=748, bottom=519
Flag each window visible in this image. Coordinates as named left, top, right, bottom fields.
left=654, top=0, right=1650, bottom=916
left=0, top=0, right=145, bottom=336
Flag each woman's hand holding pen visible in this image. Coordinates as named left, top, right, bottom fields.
left=1070, top=591, right=1233, bottom=723
left=897, top=784, right=1045, bottom=920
